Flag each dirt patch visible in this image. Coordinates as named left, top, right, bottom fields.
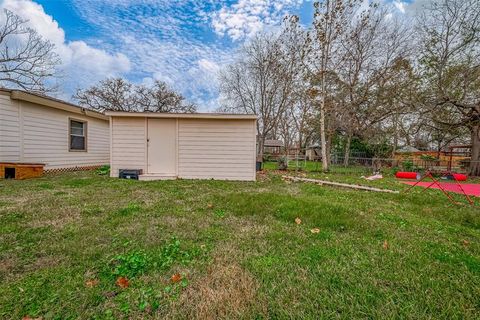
left=164, top=256, right=265, bottom=319
left=26, top=255, right=62, bottom=272
left=0, top=256, right=17, bottom=277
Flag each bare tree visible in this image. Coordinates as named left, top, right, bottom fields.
left=417, top=0, right=480, bottom=175
left=335, top=5, right=383, bottom=165
left=0, top=9, right=60, bottom=93
left=220, top=22, right=301, bottom=160
left=135, top=80, right=196, bottom=113
left=307, top=0, right=364, bottom=171
left=290, top=85, right=315, bottom=152
left=74, top=78, right=137, bottom=112
left=74, top=78, right=196, bottom=113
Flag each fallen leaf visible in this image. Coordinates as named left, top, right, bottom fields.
left=295, top=217, right=302, bottom=225
left=207, top=203, right=213, bottom=209
left=116, top=276, right=129, bottom=288
left=462, top=240, right=470, bottom=247
left=103, top=291, right=118, bottom=298
left=310, top=228, right=320, bottom=234
left=171, top=273, right=182, bottom=283
left=144, top=305, right=153, bottom=314
left=85, top=279, right=99, bottom=288
left=383, top=240, right=389, bottom=250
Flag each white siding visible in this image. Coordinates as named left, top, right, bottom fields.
left=178, top=119, right=256, bottom=181
left=0, top=94, right=109, bottom=169
left=0, top=94, right=20, bottom=162
left=20, top=101, right=109, bottom=169
left=110, top=117, right=146, bottom=177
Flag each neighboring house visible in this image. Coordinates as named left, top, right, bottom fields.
left=396, top=146, right=421, bottom=153
left=263, top=139, right=284, bottom=155
left=393, top=145, right=469, bottom=169
left=0, top=89, right=109, bottom=172
left=107, top=111, right=257, bottom=181
left=306, top=144, right=321, bottom=161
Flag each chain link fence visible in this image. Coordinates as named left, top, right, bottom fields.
left=265, top=153, right=476, bottom=176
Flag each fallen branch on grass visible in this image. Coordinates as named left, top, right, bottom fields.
left=282, top=176, right=399, bottom=194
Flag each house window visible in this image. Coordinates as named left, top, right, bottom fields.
left=69, top=119, right=87, bottom=151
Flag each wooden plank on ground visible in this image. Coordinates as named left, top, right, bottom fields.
left=282, top=176, right=399, bottom=194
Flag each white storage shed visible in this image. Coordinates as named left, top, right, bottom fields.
left=107, top=112, right=257, bottom=181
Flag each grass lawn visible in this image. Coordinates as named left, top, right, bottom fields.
left=0, top=170, right=479, bottom=319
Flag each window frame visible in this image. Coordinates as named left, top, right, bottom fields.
left=69, top=118, right=88, bottom=152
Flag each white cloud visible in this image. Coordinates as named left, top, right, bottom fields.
left=198, top=58, right=221, bottom=73
left=0, top=0, right=310, bottom=110
left=0, top=0, right=131, bottom=96
left=393, top=1, right=407, bottom=14
left=211, top=0, right=304, bottom=41
left=68, top=0, right=238, bottom=111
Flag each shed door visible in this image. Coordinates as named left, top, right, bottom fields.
left=147, top=119, right=176, bottom=174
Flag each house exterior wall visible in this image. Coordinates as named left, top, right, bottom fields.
left=177, top=119, right=256, bottom=181
left=110, top=117, right=147, bottom=177
left=0, top=93, right=20, bottom=162
left=0, top=94, right=109, bottom=170
left=109, top=116, right=256, bottom=181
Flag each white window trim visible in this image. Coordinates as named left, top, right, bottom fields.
left=69, top=118, right=88, bottom=152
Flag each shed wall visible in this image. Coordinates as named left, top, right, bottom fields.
left=177, top=119, right=256, bottom=181
left=110, top=117, right=147, bottom=177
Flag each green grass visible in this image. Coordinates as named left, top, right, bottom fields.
left=0, top=170, right=479, bottom=319
left=263, top=160, right=374, bottom=175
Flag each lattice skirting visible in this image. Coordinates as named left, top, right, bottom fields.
left=44, top=165, right=104, bottom=174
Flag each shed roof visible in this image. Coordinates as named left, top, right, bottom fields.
left=0, top=88, right=108, bottom=121
left=397, top=146, right=421, bottom=153
left=264, top=139, right=284, bottom=147
left=105, top=111, right=257, bottom=120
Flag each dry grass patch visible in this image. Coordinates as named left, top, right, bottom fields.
left=165, top=256, right=264, bottom=320
left=0, top=256, right=17, bottom=277
left=27, top=209, right=82, bottom=230
left=27, top=255, right=63, bottom=271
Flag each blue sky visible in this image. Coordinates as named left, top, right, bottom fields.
left=1, top=0, right=412, bottom=110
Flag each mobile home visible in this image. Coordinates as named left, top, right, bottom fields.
left=0, top=89, right=109, bottom=176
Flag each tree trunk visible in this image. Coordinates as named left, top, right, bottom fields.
left=319, top=98, right=328, bottom=172
left=343, top=132, right=352, bottom=167
left=469, top=125, right=480, bottom=176
left=257, top=135, right=265, bottom=162
left=298, top=132, right=304, bottom=155
left=391, top=113, right=398, bottom=158
left=326, top=133, right=332, bottom=165
left=436, top=141, right=442, bottom=159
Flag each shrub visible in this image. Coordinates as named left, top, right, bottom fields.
left=420, top=154, right=437, bottom=161
left=277, top=156, right=288, bottom=170
left=402, top=160, right=414, bottom=171
left=111, top=250, right=149, bottom=278
left=390, top=166, right=401, bottom=175
left=95, top=165, right=110, bottom=176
